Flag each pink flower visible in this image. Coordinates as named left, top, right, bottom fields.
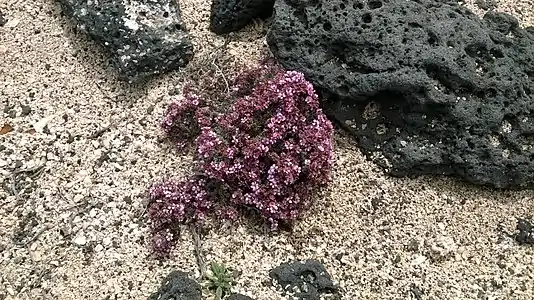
left=148, top=61, right=334, bottom=256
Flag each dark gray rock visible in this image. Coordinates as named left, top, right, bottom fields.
left=514, top=218, right=534, bottom=245
left=227, top=294, right=255, bottom=300
left=267, top=0, right=534, bottom=188
left=0, top=9, right=7, bottom=26
left=210, top=0, right=275, bottom=34
left=148, top=271, right=202, bottom=300
left=59, top=0, right=194, bottom=82
left=475, top=0, right=497, bottom=10
left=269, top=259, right=338, bottom=300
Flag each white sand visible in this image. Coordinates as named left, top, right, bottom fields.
left=1, top=0, right=533, bottom=299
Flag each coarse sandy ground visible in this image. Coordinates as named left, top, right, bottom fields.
left=1, top=0, right=533, bottom=299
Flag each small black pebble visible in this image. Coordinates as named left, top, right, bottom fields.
left=4, top=104, right=13, bottom=114
left=21, top=104, right=31, bottom=116
left=0, top=10, right=7, bottom=27
left=43, top=125, right=51, bottom=134
left=409, top=284, right=424, bottom=300
left=8, top=109, right=16, bottom=118
left=514, top=218, right=534, bottom=245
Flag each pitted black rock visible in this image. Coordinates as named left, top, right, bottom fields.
left=59, top=0, right=194, bottom=82
left=267, top=0, right=534, bottom=188
left=269, top=260, right=338, bottom=300
left=514, top=218, right=534, bottom=245
left=227, top=293, right=255, bottom=300
left=210, top=0, right=275, bottom=34
left=148, top=271, right=202, bottom=300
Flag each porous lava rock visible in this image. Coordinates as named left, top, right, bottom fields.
left=475, top=0, right=497, bottom=11
left=59, top=0, right=194, bottom=82
left=148, top=271, right=202, bottom=300
left=209, top=0, right=275, bottom=34
left=269, top=259, right=339, bottom=300
left=514, top=217, right=534, bottom=245
left=227, top=294, right=255, bottom=300
left=267, top=0, right=534, bottom=188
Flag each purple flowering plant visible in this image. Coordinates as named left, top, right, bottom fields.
left=148, top=61, right=334, bottom=256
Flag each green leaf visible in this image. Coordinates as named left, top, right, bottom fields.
left=216, top=286, right=223, bottom=300
left=211, top=262, right=223, bottom=274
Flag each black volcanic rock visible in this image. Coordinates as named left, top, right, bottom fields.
left=514, top=217, right=534, bottom=245
left=148, top=271, right=202, bottom=300
left=475, top=0, right=497, bottom=10
left=210, top=0, right=275, bottom=34
left=267, top=0, right=534, bottom=188
left=227, top=294, right=255, bottom=300
left=269, top=260, right=338, bottom=300
left=59, top=0, right=193, bottom=82
left=0, top=9, right=7, bottom=26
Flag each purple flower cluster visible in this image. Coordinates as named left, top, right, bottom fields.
left=148, top=176, right=211, bottom=255
left=149, top=62, right=334, bottom=255
left=160, top=85, right=213, bottom=149
left=196, top=66, right=334, bottom=228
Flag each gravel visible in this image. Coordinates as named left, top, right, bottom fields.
left=1, top=0, right=533, bottom=299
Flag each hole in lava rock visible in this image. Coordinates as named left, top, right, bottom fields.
left=362, top=13, right=372, bottom=23
left=368, top=0, right=383, bottom=9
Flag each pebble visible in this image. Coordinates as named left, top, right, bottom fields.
left=89, top=208, right=98, bottom=218
left=30, top=250, right=43, bottom=262
left=103, top=237, right=112, bottom=246
left=33, top=115, right=54, bottom=133
left=6, top=286, right=15, bottom=296
left=410, top=255, right=427, bottom=266
left=21, top=105, right=31, bottom=116
left=5, top=17, right=20, bottom=28
left=73, top=235, right=87, bottom=246
left=428, top=235, right=457, bottom=261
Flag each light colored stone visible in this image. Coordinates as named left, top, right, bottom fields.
left=73, top=235, right=87, bottom=246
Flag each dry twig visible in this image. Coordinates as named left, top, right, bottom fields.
left=190, top=224, right=207, bottom=279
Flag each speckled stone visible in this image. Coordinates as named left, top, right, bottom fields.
left=58, top=0, right=194, bottom=82
left=148, top=271, right=202, bottom=300
left=269, top=259, right=339, bottom=300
